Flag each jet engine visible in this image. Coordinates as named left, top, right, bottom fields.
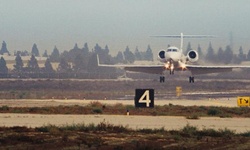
left=187, top=50, right=199, bottom=63
left=158, top=50, right=166, bottom=62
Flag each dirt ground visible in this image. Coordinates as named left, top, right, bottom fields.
left=0, top=98, right=238, bottom=108
left=0, top=113, right=250, bottom=133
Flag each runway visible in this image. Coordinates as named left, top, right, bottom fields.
left=0, top=113, right=249, bottom=133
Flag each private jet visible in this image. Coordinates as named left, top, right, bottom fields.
left=97, top=33, right=250, bottom=83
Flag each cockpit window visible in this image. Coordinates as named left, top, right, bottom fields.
left=167, top=49, right=177, bottom=52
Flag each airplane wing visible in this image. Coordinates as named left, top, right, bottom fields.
left=98, top=55, right=250, bottom=75
left=124, top=66, right=164, bottom=74
left=98, top=63, right=164, bottom=74
left=97, top=55, right=164, bottom=74
left=118, top=64, right=250, bottom=75
left=186, top=64, right=250, bottom=75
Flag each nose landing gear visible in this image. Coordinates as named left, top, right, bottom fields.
left=165, top=61, right=174, bottom=75
left=170, top=70, right=174, bottom=75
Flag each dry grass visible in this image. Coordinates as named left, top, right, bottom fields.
left=0, top=122, right=250, bottom=149
left=0, top=103, right=249, bottom=117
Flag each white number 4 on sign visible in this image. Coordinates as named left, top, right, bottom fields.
left=138, top=90, right=151, bottom=107
left=135, top=89, right=154, bottom=108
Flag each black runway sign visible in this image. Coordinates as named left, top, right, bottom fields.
left=134, top=89, right=154, bottom=108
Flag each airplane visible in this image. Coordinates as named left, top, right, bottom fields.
left=97, top=33, right=250, bottom=83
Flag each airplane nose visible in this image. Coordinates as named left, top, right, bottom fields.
left=168, top=53, right=181, bottom=62
left=168, top=56, right=178, bottom=62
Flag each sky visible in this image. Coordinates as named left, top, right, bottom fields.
left=1, top=0, right=250, bottom=56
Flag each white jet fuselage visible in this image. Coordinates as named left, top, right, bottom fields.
left=165, top=51, right=182, bottom=62
left=158, top=46, right=188, bottom=72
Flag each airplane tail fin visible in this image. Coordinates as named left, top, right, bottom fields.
left=151, top=33, right=215, bottom=53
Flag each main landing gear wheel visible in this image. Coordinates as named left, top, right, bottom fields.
left=160, top=76, right=165, bottom=83
left=169, top=70, right=174, bottom=75
left=189, top=76, right=194, bottom=83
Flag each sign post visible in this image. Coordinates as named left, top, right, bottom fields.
left=176, top=86, right=182, bottom=97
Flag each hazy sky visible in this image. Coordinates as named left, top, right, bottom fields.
left=1, top=0, right=250, bottom=56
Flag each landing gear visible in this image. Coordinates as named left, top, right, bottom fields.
left=170, top=70, right=174, bottom=75
left=160, top=76, right=165, bottom=83
left=189, top=76, right=194, bottom=83
left=170, top=63, right=174, bottom=75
